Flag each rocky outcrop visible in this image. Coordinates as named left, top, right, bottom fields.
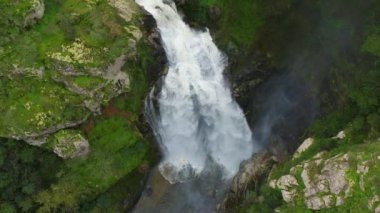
left=275, top=175, right=299, bottom=202
left=108, top=0, right=138, bottom=22
left=333, top=131, right=346, bottom=139
left=293, top=137, right=314, bottom=159
left=24, top=0, right=45, bottom=27
left=270, top=139, right=380, bottom=211
left=52, top=130, right=89, bottom=159
left=272, top=152, right=346, bottom=209
left=0, top=0, right=147, bottom=158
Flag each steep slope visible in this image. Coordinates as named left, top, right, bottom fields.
left=0, top=0, right=160, bottom=211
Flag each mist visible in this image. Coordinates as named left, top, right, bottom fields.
left=239, top=0, right=375, bottom=157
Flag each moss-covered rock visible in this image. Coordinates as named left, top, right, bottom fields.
left=50, top=130, right=89, bottom=159
left=269, top=141, right=380, bottom=212
left=0, top=0, right=146, bottom=155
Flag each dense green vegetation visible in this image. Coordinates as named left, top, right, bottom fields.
left=1, top=0, right=136, bottom=69
left=182, top=0, right=293, bottom=57
left=0, top=43, right=156, bottom=211
left=0, top=0, right=141, bottom=139
left=2, top=0, right=380, bottom=212
left=176, top=0, right=380, bottom=212
left=34, top=39, right=156, bottom=212
left=36, top=118, right=147, bottom=212
left=237, top=0, right=380, bottom=210
left=181, top=0, right=264, bottom=49
left=0, top=138, right=63, bottom=212
left=0, top=0, right=157, bottom=212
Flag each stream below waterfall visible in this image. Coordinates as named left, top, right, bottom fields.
left=133, top=0, right=256, bottom=211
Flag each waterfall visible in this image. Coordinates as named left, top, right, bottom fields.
left=138, top=0, right=254, bottom=184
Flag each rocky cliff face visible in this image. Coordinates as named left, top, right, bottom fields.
left=269, top=135, right=380, bottom=212
left=0, top=1, right=163, bottom=211
left=0, top=0, right=145, bottom=157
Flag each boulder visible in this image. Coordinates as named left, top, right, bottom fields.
left=24, top=0, right=45, bottom=27
left=333, top=130, right=346, bottom=139
left=293, top=137, right=314, bottom=159
left=272, top=153, right=355, bottom=210
left=217, top=152, right=277, bottom=211
left=305, top=195, right=334, bottom=210
left=52, top=130, right=89, bottom=159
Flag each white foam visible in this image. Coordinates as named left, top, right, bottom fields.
left=138, top=0, right=254, bottom=183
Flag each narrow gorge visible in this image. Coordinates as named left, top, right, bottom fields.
left=1, top=0, right=380, bottom=212
left=134, top=0, right=256, bottom=211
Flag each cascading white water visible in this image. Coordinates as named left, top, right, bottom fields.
left=138, top=0, right=254, bottom=183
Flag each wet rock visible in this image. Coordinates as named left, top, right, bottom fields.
left=217, top=152, right=277, bottom=211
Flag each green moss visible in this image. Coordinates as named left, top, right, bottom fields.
left=32, top=38, right=154, bottom=211
left=1, top=0, right=134, bottom=67
left=0, top=0, right=39, bottom=46
left=113, top=41, right=152, bottom=115
left=0, top=0, right=144, bottom=139
left=73, top=76, right=104, bottom=91
left=0, top=76, right=88, bottom=137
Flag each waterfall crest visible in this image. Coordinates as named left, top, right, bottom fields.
left=138, top=0, right=254, bottom=183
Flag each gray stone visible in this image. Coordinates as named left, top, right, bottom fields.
left=277, top=175, right=299, bottom=191
left=305, top=196, right=325, bottom=210
left=24, top=0, right=45, bottom=27
left=293, top=138, right=314, bottom=159
left=276, top=175, right=299, bottom=203
left=368, top=195, right=379, bottom=210
left=333, top=131, right=346, bottom=139
left=336, top=196, right=345, bottom=206
left=217, top=152, right=276, bottom=211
